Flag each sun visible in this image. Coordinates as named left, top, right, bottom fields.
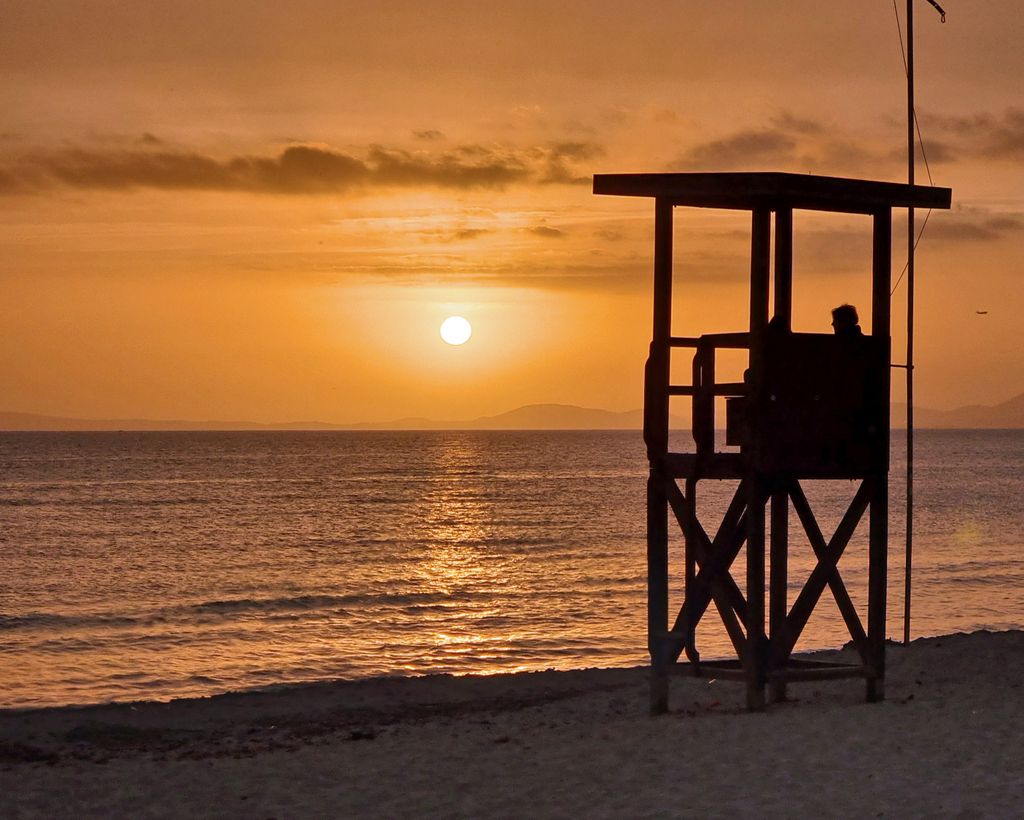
left=440, top=315, right=472, bottom=345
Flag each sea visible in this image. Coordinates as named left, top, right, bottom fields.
left=2, top=430, right=1022, bottom=710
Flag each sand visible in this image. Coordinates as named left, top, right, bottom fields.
left=2, top=630, right=1023, bottom=818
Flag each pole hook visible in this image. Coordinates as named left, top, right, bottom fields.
left=924, top=0, right=947, bottom=23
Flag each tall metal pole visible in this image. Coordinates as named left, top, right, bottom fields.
left=903, top=0, right=915, bottom=647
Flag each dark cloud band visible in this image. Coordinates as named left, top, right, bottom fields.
left=1, top=142, right=600, bottom=196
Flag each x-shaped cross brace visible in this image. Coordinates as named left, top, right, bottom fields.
left=662, top=477, right=770, bottom=663
left=775, top=478, right=872, bottom=664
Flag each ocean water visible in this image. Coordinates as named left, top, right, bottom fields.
left=1, top=430, right=1022, bottom=710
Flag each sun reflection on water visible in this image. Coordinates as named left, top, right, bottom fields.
left=409, top=436, right=529, bottom=662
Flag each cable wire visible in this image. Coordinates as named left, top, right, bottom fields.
left=890, top=0, right=940, bottom=295
left=892, top=209, right=933, bottom=296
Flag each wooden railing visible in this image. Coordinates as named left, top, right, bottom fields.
left=644, top=332, right=751, bottom=460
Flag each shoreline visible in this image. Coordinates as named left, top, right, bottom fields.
left=3, top=629, right=1023, bottom=817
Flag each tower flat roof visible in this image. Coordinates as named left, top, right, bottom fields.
left=593, top=172, right=951, bottom=213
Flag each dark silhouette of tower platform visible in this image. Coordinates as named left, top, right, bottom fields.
left=593, top=172, right=951, bottom=711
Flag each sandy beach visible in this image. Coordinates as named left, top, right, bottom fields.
left=2, top=629, right=1022, bottom=818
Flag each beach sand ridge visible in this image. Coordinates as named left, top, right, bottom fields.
left=2, top=630, right=1022, bottom=818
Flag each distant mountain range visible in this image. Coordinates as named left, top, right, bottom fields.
left=3, top=394, right=1024, bottom=431
left=894, top=391, right=1024, bottom=429
left=345, top=404, right=676, bottom=430
left=0, top=404, right=671, bottom=432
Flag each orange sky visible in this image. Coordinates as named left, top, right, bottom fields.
left=2, top=1, right=1022, bottom=423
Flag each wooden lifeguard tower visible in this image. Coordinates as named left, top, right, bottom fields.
left=593, top=173, right=951, bottom=711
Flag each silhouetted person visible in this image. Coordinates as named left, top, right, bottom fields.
left=831, top=303, right=862, bottom=338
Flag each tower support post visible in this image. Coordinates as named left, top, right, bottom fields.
left=647, top=471, right=669, bottom=713
left=647, top=197, right=674, bottom=714
left=769, top=486, right=789, bottom=702
left=868, top=207, right=893, bottom=701
left=745, top=477, right=767, bottom=710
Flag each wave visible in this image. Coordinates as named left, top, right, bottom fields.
left=187, top=590, right=491, bottom=615
left=0, top=590, right=502, bottom=633
left=0, top=581, right=648, bottom=636
left=0, top=612, right=146, bottom=631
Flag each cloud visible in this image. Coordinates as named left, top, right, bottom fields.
left=450, top=227, right=494, bottom=240
left=925, top=210, right=1024, bottom=242
left=673, top=129, right=799, bottom=170
left=795, top=227, right=875, bottom=273
left=884, top=138, right=957, bottom=165
left=769, top=112, right=825, bottom=135
left=252, top=247, right=649, bottom=292
left=528, top=225, right=565, bottom=238
left=546, top=142, right=602, bottom=162
left=420, top=227, right=496, bottom=243
left=535, top=141, right=605, bottom=184
left=919, top=111, right=996, bottom=135
left=670, top=111, right=935, bottom=175
left=0, top=169, right=24, bottom=194
left=363, top=257, right=650, bottom=292
left=921, top=108, right=1024, bottom=161
left=365, top=146, right=527, bottom=189
left=1, top=140, right=603, bottom=196
left=412, top=129, right=445, bottom=141
left=975, top=108, right=1024, bottom=159
left=24, top=146, right=371, bottom=193
left=44, top=149, right=223, bottom=190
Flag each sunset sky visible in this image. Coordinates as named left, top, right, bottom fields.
left=2, top=0, right=1022, bottom=423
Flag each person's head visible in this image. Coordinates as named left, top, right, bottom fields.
left=831, top=303, right=859, bottom=334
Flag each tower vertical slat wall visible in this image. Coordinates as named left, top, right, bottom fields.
left=593, top=173, right=950, bottom=712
